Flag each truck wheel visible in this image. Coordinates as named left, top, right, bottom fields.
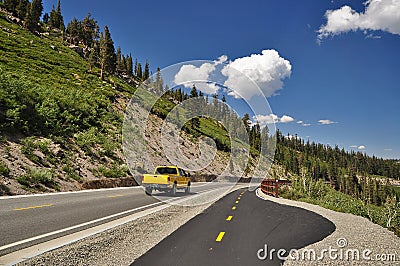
left=170, top=183, right=177, bottom=196
left=145, top=187, right=152, bottom=195
left=185, top=183, right=190, bottom=194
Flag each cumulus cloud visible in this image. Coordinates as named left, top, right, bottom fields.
left=302, top=123, right=311, bottom=127
left=174, top=62, right=215, bottom=85
left=173, top=63, right=220, bottom=94
left=280, top=115, right=294, bottom=123
left=318, top=0, right=400, bottom=40
left=318, top=119, right=337, bottom=125
left=297, top=120, right=304, bottom=124
left=222, top=50, right=292, bottom=99
left=358, top=145, right=366, bottom=150
left=173, top=50, right=291, bottom=99
left=254, top=114, right=294, bottom=126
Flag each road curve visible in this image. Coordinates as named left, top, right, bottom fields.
left=133, top=189, right=336, bottom=265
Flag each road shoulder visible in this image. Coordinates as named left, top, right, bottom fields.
left=256, top=189, right=400, bottom=265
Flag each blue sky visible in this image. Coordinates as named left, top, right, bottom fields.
left=43, top=0, right=400, bottom=159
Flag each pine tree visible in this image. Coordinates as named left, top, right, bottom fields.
left=154, top=67, right=163, bottom=92
left=116, top=47, right=122, bottom=73
left=99, top=25, right=116, bottom=80
left=242, top=113, right=251, bottom=134
left=126, top=54, right=133, bottom=77
left=88, top=41, right=99, bottom=72
left=42, top=12, right=49, bottom=24
left=66, top=17, right=80, bottom=45
left=81, top=13, right=99, bottom=47
left=4, top=0, right=18, bottom=15
left=136, top=62, right=143, bottom=80
left=49, top=0, right=63, bottom=30
left=190, top=84, right=198, bottom=98
left=143, top=60, right=150, bottom=80
left=16, top=0, right=28, bottom=19
left=55, top=0, right=64, bottom=29
left=134, top=59, right=138, bottom=77
left=25, top=0, right=43, bottom=32
left=48, top=5, right=55, bottom=27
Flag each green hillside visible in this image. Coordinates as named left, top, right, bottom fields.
left=0, top=9, right=136, bottom=194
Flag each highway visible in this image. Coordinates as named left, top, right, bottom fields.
left=0, top=182, right=234, bottom=257
left=133, top=189, right=336, bottom=265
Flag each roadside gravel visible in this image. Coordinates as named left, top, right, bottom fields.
left=18, top=203, right=213, bottom=266
left=256, top=189, right=400, bottom=265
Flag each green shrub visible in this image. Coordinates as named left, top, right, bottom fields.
left=98, top=164, right=129, bottom=178
left=21, top=136, right=40, bottom=163
left=75, top=127, right=99, bottom=155
left=0, top=161, right=10, bottom=176
left=62, top=163, right=81, bottom=181
left=0, top=184, right=10, bottom=196
left=17, top=168, right=59, bottom=190
left=281, top=177, right=400, bottom=237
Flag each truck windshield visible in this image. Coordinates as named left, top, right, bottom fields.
left=155, top=167, right=177, bottom=175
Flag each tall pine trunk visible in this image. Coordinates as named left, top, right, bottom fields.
left=100, top=63, right=104, bottom=80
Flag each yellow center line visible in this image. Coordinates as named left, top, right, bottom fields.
left=107, top=194, right=124, bottom=198
left=216, top=232, right=225, bottom=242
left=226, top=215, right=233, bottom=221
left=232, top=206, right=236, bottom=210
left=14, top=204, right=53, bottom=211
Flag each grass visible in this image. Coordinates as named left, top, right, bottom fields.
left=280, top=177, right=400, bottom=237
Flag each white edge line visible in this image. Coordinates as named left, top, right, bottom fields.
left=0, top=201, right=163, bottom=252
left=0, top=203, right=171, bottom=266
left=0, top=182, right=211, bottom=200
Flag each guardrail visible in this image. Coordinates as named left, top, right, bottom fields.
left=260, top=179, right=291, bottom=198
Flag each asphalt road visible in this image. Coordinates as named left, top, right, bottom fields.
left=133, top=189, right=336, bottom=266
left=0, top=182, right=234, bottom=256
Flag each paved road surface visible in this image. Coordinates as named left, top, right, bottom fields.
left=133, top=189, right=335, bottom=265
left=0, top=182, right=234, bottom=256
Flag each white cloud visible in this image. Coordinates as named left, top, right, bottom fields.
left=254, top=114, right=279, bottom=125
left=222, top=50, right=292, bottom=99
left=350, top=145, right=358, bottom=148
left=302, top=123, right=311, bottom=127
left=318, top=119, right=337, bottom=125
left=280, top=115, right=294, bottom=123
left=195, top=82, right=220, bottom=94
left=384, top=148, right=393, bottom=151
left=254, top=114, right=295, bottom=125
left=174, top=62, right=215, bottom=85
left=297, top=120, right=304, bottom=124
left=358, top=145, right=366, bottom=150
left=217, top=55, right=228, bottom=64
left=174, top=63, right=220, bottom=94
left=318, top=0, right=400, bottom=40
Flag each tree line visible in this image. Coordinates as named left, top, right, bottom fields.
left=274, top=130, right=400, bottom=207
left=1, top=0, right=151, bottom=81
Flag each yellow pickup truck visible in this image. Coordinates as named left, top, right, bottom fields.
left=142, top=166, right=191, bottom=195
